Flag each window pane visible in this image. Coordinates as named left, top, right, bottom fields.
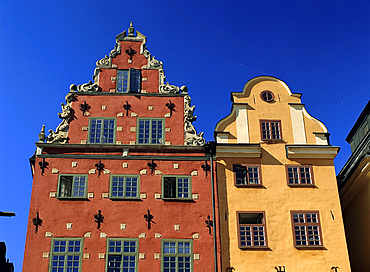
left=151, top=120, right=163, bottom=144
left=292, top=212, right=321, bottom=247
left=239, top=213, right=266, bottom=247
left=288, top=167, right=300, bottom=184
left=90, top=118, right=115, bottom=143
left=235, top=166, right=247, bottom=185
left=177, top=178, right=189, bottom=198
left=261, top=121, right=281, bottom=140
left=163, top=240, right=192, bottom=272
left=300, top=167, right=312, bottom=184
left=107, top=239, right=137, bottom=272
left=138, top=120, right=150, bottom=144
left=270, top=122, right=280, bottom=139
left=247, top=166, right=260, bottom=184
left=261, top=122, right=271, bottom=139
left=164, top=177, right=176, bottom=198
left=59, top=176, right=73, bottom=197
left=117, top=70, right=129, bottom=93
left=51, top=239, right=82, bottom=271
left=130, top=69, right=141, bottom=93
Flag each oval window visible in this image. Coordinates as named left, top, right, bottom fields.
left=260, top=90, right=274, bottom=102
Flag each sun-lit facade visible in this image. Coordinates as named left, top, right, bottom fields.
left=214, top=76, right=351, bottom=271
left=23, top=23, right=218, bottom=272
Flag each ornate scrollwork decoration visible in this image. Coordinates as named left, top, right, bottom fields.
left=142, top=46, right=151, bottom=59
left=45, top=86, right=79, bottom=144
left=96, top=55, right=112, bottom=68
left=149, top=56, right=163, bottom=69
left=184, top=93, right=205, bottom=146
left=109, top=42, right=121, bottom=58
left=159, top=82, right=180, bottom=94
left=77, top=80, right=100, bottom=92
left=181, top=93, right=206, bottom=146
left=46, top=101, right=72, bottom=144
left=142, top=45, right=163, bottom=69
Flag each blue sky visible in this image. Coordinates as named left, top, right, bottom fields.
left=1, top=0, right=369, bottom=269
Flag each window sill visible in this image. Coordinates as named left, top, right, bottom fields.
left=162, top=198, right=195, bottom=202
left=57, top=197, right=89, bottom=201
left=288, top=184, right=316, bottom=188
left=239, top=246, right=271, bottom=251
left=261, top=139, right=285, bottom=144
left=295, top=246, right=326, bottom=250
left=109, top=197, right=141, bottom=201
left=235, top=184, right=265, bottom=188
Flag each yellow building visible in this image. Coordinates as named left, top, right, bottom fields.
left=214, top=76, right=351, bottom=272
left=338, top=100, right=369, bottom=272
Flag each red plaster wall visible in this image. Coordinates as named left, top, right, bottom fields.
left=68, top=95, right=185, bottom=145
left=112, top=41, right=147, bottom=70
left=98, top=40, right=160, bottom=93
left=23, top=156, right=216, bottom=272
left=23, top=33, right=217, bottom=272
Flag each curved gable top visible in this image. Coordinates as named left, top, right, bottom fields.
left=215, top=76, right=329, bottom=143
left=233, top=76, right=302, bottom=100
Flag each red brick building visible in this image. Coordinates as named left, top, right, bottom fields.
left=23, top=23, right=219, bottom=272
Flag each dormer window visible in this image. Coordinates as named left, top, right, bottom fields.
left=117, top=68, right=141, bottom=93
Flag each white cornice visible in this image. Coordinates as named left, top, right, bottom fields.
left=216, top=144, right=261, bottom=158
left=286, top=145, right=340, bottom=159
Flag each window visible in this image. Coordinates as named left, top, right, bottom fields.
left=89, top=118, right=116, bottom=144
left=237, top=212, right=267, bottom=248
left=110, top=175, right=139, bottom=199
left=117, top=69, right=141, bottom=93
left=106, top=238, right=138, bottom=272
left=58, top=175, right=87, bottom=198
left=162, top=239, right=192, bottom=272
left=50, top=238, right=83, bottom=272
left=291, top=211, right=322, bottom=247
left=162, top=176, right=191, bottom=200
left=260, top=90, right=274, bottom=102
left=286, top=165, right=314, bottom=186
left=233, top=164, right=261, bottom=186
left=137, top=118, right=164, bottom=144
left=260, top=120, right=281, bottom=140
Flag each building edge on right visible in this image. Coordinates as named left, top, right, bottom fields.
left=337, top=100, right=370, bottom=272
left=214, top=76, right=351, bottom=272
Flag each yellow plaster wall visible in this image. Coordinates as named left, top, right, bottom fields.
left=216, top=77, right=350, bottom=271
left=216, top=77, right=328, bottom=144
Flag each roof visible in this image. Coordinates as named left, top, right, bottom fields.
left=346, top=100, right=370, bottom=143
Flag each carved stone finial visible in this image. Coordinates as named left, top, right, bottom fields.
left=180, top=86, right=188, bottom=94
left=69, top=84, right=77, bottom=92
left=128, top=21, right=135, bottom=37
left=38, top=125, right=45, bottom=143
